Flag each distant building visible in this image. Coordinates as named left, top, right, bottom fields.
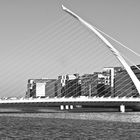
left=113, top=65, right=140, bottom=97
left=26, top=79, right=57, bottom=98
left=103, top=67, right=123, bottom=87
left=103, top=67, right=124, bottom=96
left=131, top=65, right=140, bottom=80
left=80, top=72, right=111, bottom=97
left=26, top=74, right=81, bottom=98
left=80, top=73, right=98, bottom=97
left=96, top=72, right=112, bottom=97
left=131, top=65, right=140, bottom=97
left=26, top=65, right=140, bottom=98
left=114, top=70, right=134, bottom=97
left=60, top=74, right=81, bottom=97
left=80, top=67, right=123, bottom=97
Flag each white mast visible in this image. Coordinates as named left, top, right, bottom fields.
left=62, top=5, right=140, bottom=95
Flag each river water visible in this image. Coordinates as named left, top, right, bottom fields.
left=0, top=112, right=140, bottom=140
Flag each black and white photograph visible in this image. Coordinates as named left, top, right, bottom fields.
left=0, top=0, right=140, bottom=139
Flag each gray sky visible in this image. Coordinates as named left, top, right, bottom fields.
left=0, top=0, right=140, bottom=97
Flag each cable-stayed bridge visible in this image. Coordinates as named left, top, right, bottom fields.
left=0, top=5, right=140, bottom=113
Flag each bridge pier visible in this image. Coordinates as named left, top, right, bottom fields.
left=120, top=104, right=125, bottom=113
left=65, top=105, right=69, bottom=110
left=60, top=105, right=64, bottom=110
left=70, top=105, right=73, bottom=109
left=60, top=105, right=74, bottom=110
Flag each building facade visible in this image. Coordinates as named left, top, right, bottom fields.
left=26, top=74, right=81, bottom=98
left=26, top=79, right=57, bottom=98
left=80, top=72, right=112, bottom=97
left=60, top=74, right=81, bottom=97
left=26, top=65, right=140, bottom=98
left=80, top=74, right=98, bottom=97
left=113, top=65, right=140, bottom=97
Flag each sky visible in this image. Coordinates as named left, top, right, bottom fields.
left=0, top=0, right=140, bottom=97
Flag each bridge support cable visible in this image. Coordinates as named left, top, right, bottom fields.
left=94, top=72, right=135, bottom=98
left=86, top=67, right=135, bottom=97
left=59, top=68, right=135, bottom=98
left=26, top=47, right=137, bottom=98
left=30, top=58, right=137, bottom=99
left=89, top=25, right=140, bottom=58
left=27, top=55, right=137, bottom=98
left=96, top=56, right=140, bottom=97
left=62, top=5, right=140, bottom=95
left=91, top=26, right=140, bottom=72
left=122, top=55, right=140, bottom=71
left=115, top=78, right=136, bottom=97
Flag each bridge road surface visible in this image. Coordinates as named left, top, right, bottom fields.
left=0, top=97, right=140, bottom=112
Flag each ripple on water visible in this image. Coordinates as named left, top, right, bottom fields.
left=0, top=113, right=139, bottom=139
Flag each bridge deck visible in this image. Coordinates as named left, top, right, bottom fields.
left=0, top=97, right=140, bottom=104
